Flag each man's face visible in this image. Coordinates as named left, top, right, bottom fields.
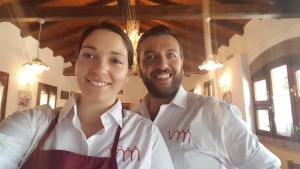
left=138, top=35, right=183, bottom=98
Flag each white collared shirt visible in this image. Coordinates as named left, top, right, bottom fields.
left=0, top=95, right=174, bottom=169
left=136, top=86, right=281, bottom=169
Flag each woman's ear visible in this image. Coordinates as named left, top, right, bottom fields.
left=128, top=69, right=133, bottom=76
left=125, top=70, right=132, bottom=83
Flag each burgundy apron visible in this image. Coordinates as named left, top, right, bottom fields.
left=21, top=109, right=122, bottom=169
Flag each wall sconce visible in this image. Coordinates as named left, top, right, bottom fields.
left=219, top=72, right=231, bottom=91
left=18, top=69, right=37, bottom=89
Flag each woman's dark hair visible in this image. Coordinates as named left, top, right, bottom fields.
left=77, top=22, right=134, bottom=68
left=137, top=25, right=183, bottom=63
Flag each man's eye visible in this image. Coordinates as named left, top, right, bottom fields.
left=144, top=54, right=155, bottom=61
left=168, top=53, right=177, bottom=59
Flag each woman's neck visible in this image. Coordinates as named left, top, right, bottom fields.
left=77, top=95, right=117, bottom=138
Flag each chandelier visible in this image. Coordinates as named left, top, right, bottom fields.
left=23, top=19, right=50, bottom=74
left=199, top=0, right=223, bottom=72
left=125, top=0, right=142, bottom=75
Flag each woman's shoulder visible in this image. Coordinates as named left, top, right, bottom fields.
left=5, top=104, right=53, bottom=122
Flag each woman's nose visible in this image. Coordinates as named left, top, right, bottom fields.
left=91, top=58, right=108, bottom=73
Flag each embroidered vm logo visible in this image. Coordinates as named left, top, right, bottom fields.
left=111, top=146, right=140, bottom=161
left=168, top=129, right=192, bottom=143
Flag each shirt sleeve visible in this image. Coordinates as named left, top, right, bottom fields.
left=221, top=104, right=281, bottom=169
left=0, top=105, right=53, bottom=169
left=150, top=124, right=175, bottom=169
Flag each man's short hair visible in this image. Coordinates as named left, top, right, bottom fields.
left=137, top=25, right=184, bottom=63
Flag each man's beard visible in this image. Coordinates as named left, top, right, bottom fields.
left=140, top=69, right=183, bottom=99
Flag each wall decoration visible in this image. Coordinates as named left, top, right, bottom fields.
left=122, top=103, right=131, bottom=110
left=17, top=90, right=32, bottom=110
left=223, top=91, right=232, bottom=104
left=61, top=90, right=69, bottom=100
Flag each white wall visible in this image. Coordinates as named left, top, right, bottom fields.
left=0, top=22, right=79, bottom=117
left=200, top=18, right=300, bottom=131
left=0, top=22, right=205, bottom=116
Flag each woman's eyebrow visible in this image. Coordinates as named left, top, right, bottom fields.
left=81, top=45, right=96, bottom=50
left=111, top=51, right=125, bottom=57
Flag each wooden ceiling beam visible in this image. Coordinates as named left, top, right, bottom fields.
left=63, top=63, right=75, bottom=76
left=213, top=20, right=244, bottom=35
left=21, top=22, right=57, bottom=38
left=146, top=0, right=179, bottom=5
left=56, top=48, right=77, bottom=61
left=1, top=3, right=299, bottom=22
left=44, top=32, right=81, bottom=51
left=40, top=23, right=93, bottom=48
left=64, top=53, right=77, bottom=63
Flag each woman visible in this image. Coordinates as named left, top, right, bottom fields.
left=0, top=22, right=174, bottom=169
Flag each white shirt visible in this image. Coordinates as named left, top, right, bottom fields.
left=0, top=95, right=174, bottom=169
left=136, top=86, right=281, bottom=169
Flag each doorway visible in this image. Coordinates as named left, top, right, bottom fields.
left=0, top=71, right=9, bottom=120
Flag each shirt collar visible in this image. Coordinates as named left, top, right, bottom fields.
left=138, top=85, right=188, bottom=116
left=104, top=99, right=123, bottom=128
left=171, top=85, right=188, bottom=110
left=58, top=95, right=123, bottom=128
left=58, top=94, right=77, bottom=122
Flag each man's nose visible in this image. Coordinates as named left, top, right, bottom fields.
left=156, top=56, right=169, bottom=70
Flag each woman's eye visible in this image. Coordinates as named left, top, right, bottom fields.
left=111, top=58, right=123, bottom=65
left=82, top=53, right=95, bottom=59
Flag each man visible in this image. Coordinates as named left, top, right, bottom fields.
left=135, top=25, right=281, bottom=169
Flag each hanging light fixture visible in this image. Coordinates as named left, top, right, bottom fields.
left=199, top=0, right=223, bottom=71
left=22, top=19, right=50, bottom=74
left=125, top=0, right=142, bottom=75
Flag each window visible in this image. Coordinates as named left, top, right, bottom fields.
left=204, top=80, right=214, bottom=97
left=37, top=82, right=57, bottom=109
left=0, top=71, right=9, bottom=121
left=252, top=55, right=300, bottom=141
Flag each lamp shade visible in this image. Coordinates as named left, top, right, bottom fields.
left=198, top=58, right=223, bottom=71
left=22, top=58, right=50, bottom=74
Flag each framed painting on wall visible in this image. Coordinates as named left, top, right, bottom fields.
left=17, top=90, right=32, bottom=110
left=122, top=103, right=131, bottom=110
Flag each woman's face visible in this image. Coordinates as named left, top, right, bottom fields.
left=75, top=29, right=129, bottom=103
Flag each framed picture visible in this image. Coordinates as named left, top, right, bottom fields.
left=223, top=91, right=232, bottom=104
left=122, top=103, right=131, bottom=110
left=17, top=90, right=32, bottom=110
left=61, top=90, right=69, bottom=100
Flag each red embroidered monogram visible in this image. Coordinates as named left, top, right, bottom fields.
left=111, top=146, right=140, bottom=162
left=168, top=129, right=191, bottom=143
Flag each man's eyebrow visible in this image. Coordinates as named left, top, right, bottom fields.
left=144, top=50, right=156, bottom=54
left=167, top=49, right=178, bottom=52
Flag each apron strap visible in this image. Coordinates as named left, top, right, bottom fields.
left=110, top=109, right=124, bottom=160
left=36, top=107, right=61, bottom=151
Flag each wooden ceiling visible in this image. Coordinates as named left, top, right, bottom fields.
left=0, top=0, right=299, bottom=76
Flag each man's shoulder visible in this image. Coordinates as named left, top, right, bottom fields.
left=188, top=92, right=229, bottom=109
left=123, top=110, right=154, bottom=128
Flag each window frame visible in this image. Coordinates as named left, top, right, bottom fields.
left=0, top=71, right=9, bottom=121
left=36, top=82, right=57, bottom=109
left=251, top=55, right=300, bottom=142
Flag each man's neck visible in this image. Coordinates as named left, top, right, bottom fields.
left=147, top=95, right=173, bottom=121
